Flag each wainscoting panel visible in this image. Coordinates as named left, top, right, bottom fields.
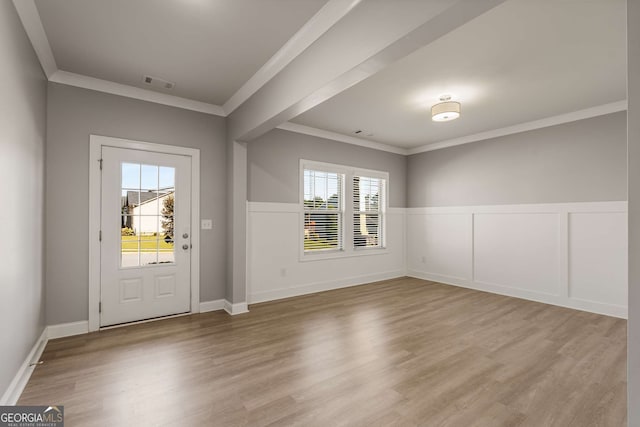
left=407, top=213, right=471, bottom=282
left=248, top=203, right=405, bottom=304
left=407, top=202, right=627, bottom=318
left=569, top=212, right=628, bottom=307
left=473, top=213, right=559, bottom=295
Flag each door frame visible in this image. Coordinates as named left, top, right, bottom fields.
left=88, top=134, right=201, bottom=332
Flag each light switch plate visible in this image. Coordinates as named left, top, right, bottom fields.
left=201, top=219, right=213, bottom=230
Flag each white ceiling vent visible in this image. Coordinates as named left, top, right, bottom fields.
left=142, top=75, right=175, bottom=90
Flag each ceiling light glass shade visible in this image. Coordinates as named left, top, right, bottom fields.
left=431, top=101, right=461, bottom=122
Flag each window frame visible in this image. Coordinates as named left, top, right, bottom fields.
left=299, top=159, right=389, bottom=262
left=352, top=174, right=385, bottom=251
left=302, top=167, right=345, bottom=253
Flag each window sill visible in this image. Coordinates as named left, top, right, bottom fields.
left=300, top=247, right=389, bottom=262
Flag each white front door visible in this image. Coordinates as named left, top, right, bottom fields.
left=100, top=146, right=192, bottom=327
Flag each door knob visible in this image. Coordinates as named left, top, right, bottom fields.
left=182, top=244, right=189, bottom=250
left=182, top=233, right=189, bottom=239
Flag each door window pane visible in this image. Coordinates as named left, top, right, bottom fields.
left=121, top=162, right=175, bottom=267
left=139, top=239, right=159, bottom=266
left=120, top=230, right=139, bottom=268
left=159, top=166, right=175, bottom=190
left=140, top=164, right=159, bottom=191
left=121, top=163, right=140, bottom=188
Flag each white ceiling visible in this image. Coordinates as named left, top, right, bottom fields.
left=34, top=0, right=327, bottom=105
left=24, top=0, right=627, bottom=152
left=291, top=0, right=627, bottom=148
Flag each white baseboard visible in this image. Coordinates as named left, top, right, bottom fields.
left=199, top=299, right=225, bottom=313
left=224, top=300, right=249, bottom=315
left=406, top=201, right=627, bottom=319
left=47, top=321, right=89, bottom=340
left=1, top=303, right=241, bottom=404
left=0, top=328, right=48, bottom=405
left=250, top=270, right=404, bottom=304
left=408, top=270, right=627, bottom=319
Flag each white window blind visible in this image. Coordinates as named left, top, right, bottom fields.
left=353, top=175, right=384, bottom=249
left=303, top=169, right=343, bottom=252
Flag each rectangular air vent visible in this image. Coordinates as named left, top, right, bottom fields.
left=142, top=75, right=175, bottom=90
left=353, top=129, right=374, bottom=137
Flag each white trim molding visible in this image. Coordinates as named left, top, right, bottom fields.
left=12, top=4, right=227, bottom=116
left=409, top=270, right=627, bottom=319
left=224, top=300, right=249, bottom=315
left=407, top=201, right=628, bottom=215
left=199, top=299, right=226, bottom=313
left=14, top=0, right=626, bottom=150
left=299, top=159, right=390, bottom=261
left=2, top=320, right=100, bottom=404
left=407, top=101, right=628, bottom=155
left=14, top=0, right=362, bottom=119
left=247, top=201, right=407, bottom=304
left=277, top=122, right=408, bottom=155
left=47, top=321, right=89, bottom=340
left=277, top=101, right=627, bottom=157
left=250, top=270, right=404, bottom=304
left=0, top=328, right=47, bottom=405
left=88, top=135, right=201, bottom=332
left=406, top=201, right=628, bottom=318
left=50, top=71, right=226, bottom=117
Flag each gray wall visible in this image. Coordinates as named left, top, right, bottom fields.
left=0, top=2, right=47, bottom=400
left=46, top=83, right=227, bottom=325
left=407, top=112, right=627, bottom=207
left=248, top=129, right=407, bottom=207
left=629, top=0, right=639, bottom=423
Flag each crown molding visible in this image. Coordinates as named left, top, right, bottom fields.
left=14, top=0, right=226, bottom=116
left=222, top=0, right=362, bottom=115
left=12, top=0, right=57, bottom=78
left=15, top=0, right=357, bottom=118
left=406, top=100, right=628, bottom=155
left=277, top=122, right=409, bottom=155
left=13, top=1, right=627, bottom=147
left=50, top=71, right=226, bottom=116
left=281, top=100, right=627, bottom=157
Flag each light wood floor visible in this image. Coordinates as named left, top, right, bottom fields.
left=19, top=277, right=627, bottom=426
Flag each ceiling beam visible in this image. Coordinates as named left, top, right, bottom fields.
left=223, top=0, right=362, bottom=115
left=12, top=0, right=56, bottom=78
left=227, top=0, right=508, bottom=142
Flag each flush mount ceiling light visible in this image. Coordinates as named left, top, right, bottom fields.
left=431, top=95, right=461, bottom=122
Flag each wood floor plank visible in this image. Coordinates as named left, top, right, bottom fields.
left=18, top=278, right=627, bottom=426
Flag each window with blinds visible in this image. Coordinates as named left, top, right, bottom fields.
left=353, top=175, right=384, bottom=249
left=303, top=169, right=343, bottom=252
left=301, top=160, right=387, bottom=258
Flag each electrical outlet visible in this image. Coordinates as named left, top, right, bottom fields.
left=201, top=219, right=213, bottom=230
left=280, top=268, right=287, bottom=277
left=421, top=256, right=426, bottom=264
